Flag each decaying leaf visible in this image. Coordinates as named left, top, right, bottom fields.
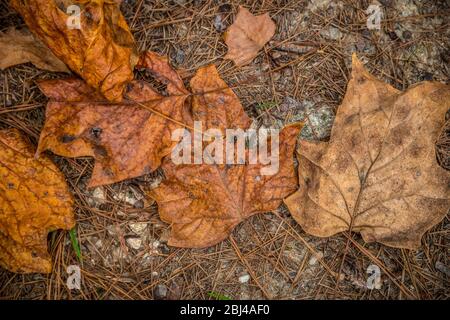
left=224, top=6, right=276, bottom=66
left=148, top=65, right=302, bottom=248
left=10, top=0, right=138, bottom=101
left=0, top=129, right=75, bottom=273
left=36, top=51, right=189, bottom=187
left=285, top=54, right=450, bottom=249
left=0, top=28, right=69, bottom=72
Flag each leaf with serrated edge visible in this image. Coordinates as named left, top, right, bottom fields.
left=36, top=51, right=190, bottom=187
left=148, top=65, right=302, bottom=248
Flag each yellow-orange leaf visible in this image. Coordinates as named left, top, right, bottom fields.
left=0, top=129, right=75, bottom=273
left=10, top=0, right=137, bottom=101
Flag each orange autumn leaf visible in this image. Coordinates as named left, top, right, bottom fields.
left=0, top=129, right=75, bottom=273
left=0, top=28, right=69, bottom=72
left=36, top=51, right=190, bottom=187
left=148, top=65, right=302, bottom=248
left=10, top=0, right=137, bottom=101
left=224, top=6, right=276, bottom=66
left=284, top=54, right=450, bottom=250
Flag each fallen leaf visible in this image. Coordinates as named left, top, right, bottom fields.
left=10, top=0, right=138, bottom=101
left=148, top=65, right=302, bottom=248
left=0, top=129, right=75, bottom=273
left=36, top=51, right=190, bottom=187
left=285, top=54, right=450, bottom=249
left=224, top=6, right=276, bottom=66
left=0, top=28, right=69, bottom=72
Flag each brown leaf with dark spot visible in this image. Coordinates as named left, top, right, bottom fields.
left=0, top=28, right=69, bottom=72
left=0, top=129, right=75, bottom=273
left=285, top=54, right=450, bottom=249
left=148, top=65, right=301, bottom=248
left=36, top=51, right=190, bottom=187
left=10, top=0, right=137, bottom=101
left=224, top=6, right=276, bottom=66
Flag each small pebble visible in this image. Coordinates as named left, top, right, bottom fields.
left=129, top=222, right=148, bottom=235
left=308, top=252, right=324, bottom=266
left=126, top=237, right=142, bottom=250
left=154, top=284, right=168, bottom=300
left=239, top=274, right=250, bottom=283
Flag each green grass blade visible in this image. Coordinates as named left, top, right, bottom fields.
left=207, top=291, right=231, bottom=300
left=69, top=227, right=83, bottom=262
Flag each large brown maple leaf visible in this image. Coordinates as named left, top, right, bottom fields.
left=148, top=65, right=302, bottom=248
left=36, top=51, right=190, bottom=187
left=285, top=54, right=450, bottom=249
left=0, top=129, right=75, bottom=273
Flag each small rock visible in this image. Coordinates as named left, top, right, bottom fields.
left=308, top=251, right=324, bottom=266
left=112, top=186, right=144, bottom=206
left=106, top=224, right=118, bottom=236
left=174, top=49, right=185, bottom=65
left=271, top=51, right=282, bottom=59
left=126, top=236, right=142, bottom=250
left=435, top=261, right=450, bottom=276
left=129, top=222, right=148, bottom=235
left=95, top=239, right=103, bottom=249
left=261, top=62, right=271, bottom=72
left=272, top=72, right=281, bottom=81
left=159, top=243, right=170, bottom=254
left=239, top=274, right=250, bottom=283
left=154, top=284, right=168, bottom=300
left=111, top=246, right=127, bottom=263
left=320, top=27, right=343, bottom=41
left=152, top=240, right=160, bottom=250
left=218, top=4, right=232, bottom=12
left=214, top=14, right=226, bottom=32
left=402, top=30, right=412, bottom=40
left=92, top=187, right=106, bottom=202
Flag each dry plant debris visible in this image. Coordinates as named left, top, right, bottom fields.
left=36, top=51, right=189, bottom=187
left=0, top=129, right=75, bottom=273
left=10, top=0, right=138, bottom=101
left=285, top=54, right=450, bottom=250
left=0, top=28, right=69, bottom=72
left=224, top=6, right=276, bottom=66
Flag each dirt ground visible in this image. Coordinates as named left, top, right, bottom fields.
left=0, top=0, right=449, bottom=300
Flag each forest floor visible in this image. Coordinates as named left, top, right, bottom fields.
left=0, top=0, right=449, bottom=299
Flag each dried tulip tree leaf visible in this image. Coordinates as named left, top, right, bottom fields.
left=10, top=0, right=137, bottom=101
left=224, top=6, right=276, bottom=66
left=148, top=65, right=302, bottom=248
left=37, top=51, right=190, bottom=187
left=0, top=129, right=75, bottom=273
left=285, top=54, right=450, bottom=249
left=0, top=28, right=69, bottom=72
